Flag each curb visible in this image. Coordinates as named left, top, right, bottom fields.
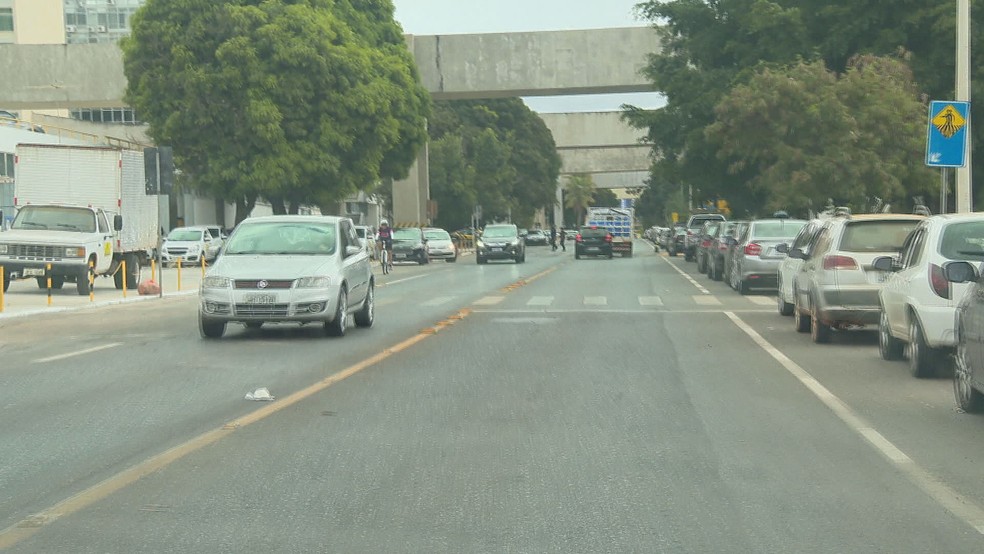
left=0, top=289, right=199, bottom=321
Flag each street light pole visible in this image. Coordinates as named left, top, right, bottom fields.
left=956, top=0, right=973, bottom=212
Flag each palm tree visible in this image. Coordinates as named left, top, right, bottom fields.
left=564, top=173, right=596, bottom=225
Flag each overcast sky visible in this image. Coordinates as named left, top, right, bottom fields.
left=391, top=0, right=665, bottom=113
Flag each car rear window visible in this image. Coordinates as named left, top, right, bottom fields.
left=580, top=227, right=608, bottom=238
left=940, top=221, right=984, bottom=260
left=751, top=221, right=806, bottom=239
left=839, top=221, right=921, bottom=252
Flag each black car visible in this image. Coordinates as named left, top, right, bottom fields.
left=666, top=226, right=687, bottom=257
left=575, top=226, right=613, bottom=259
left=476, top=224, right=525, bottom=264
left=391, top=227, right=429, bottom=265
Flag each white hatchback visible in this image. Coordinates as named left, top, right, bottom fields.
left=875, top=213, right=984, bottom=377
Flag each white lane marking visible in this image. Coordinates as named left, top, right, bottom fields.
left=526, top=296, right=554, bottom=306
left=662, top=257, right=711, bottom=294
left=638, top=296, right=664, bottom=306
left=378, top=274, right=428, bottom=287
left=693, top=295, right=721, bottom=306
left=34, top=343, right=123, bottom=364
left=470, top=308, right=774, bottom=315
left=724, top=311, right=984, bottom=536
left=584, top=296, right=608, bottom=306
left=473, top=296, right=505, bottom=306
left=746, top=296, right=775, bottom=306
left=421, top=296, right=455, bottom=307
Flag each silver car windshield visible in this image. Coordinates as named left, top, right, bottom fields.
left=224, top=222, right=337, bottom=255
left=839, top=221, right=920, bottom=252
left=167, top=229, right=204, bottom=241
left=424, top=230, right=451, bottom=241
left=483, top=226, right=516, bottom=238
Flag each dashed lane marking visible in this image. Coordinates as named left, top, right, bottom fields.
left=662, top=256, right=711, bottom=294
left=638, top=296, right=664, bottom=306
left=583, top=296, right=607, bottom=306
left=745, top=295, right=775, bottom=306
left=473, top=296, right=505, bottom=306
left=33, top=343, right=123, bottom=364
left=526, top=296, right=554, bottom=306
left=692, top=295, right=721, bottom=306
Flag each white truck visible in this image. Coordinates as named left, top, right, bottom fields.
left=0, top=144, right=158, bottom=295
left=585, top=206, right=634, bottom=257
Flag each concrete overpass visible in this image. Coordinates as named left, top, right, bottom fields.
left=0, top=27, right=660, bottom=224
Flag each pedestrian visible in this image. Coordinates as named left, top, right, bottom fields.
left=559, top=227, right=566, bottom=251
left=550, top=225, right=557, bottom=251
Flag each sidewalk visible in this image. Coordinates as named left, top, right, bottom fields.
left=0, top=266, right=203, bottom=320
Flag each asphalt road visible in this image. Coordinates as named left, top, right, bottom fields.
left=2, top=242, right=984, bottom=552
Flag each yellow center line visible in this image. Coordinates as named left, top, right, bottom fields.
left=0, top=310, right=472, bottom=550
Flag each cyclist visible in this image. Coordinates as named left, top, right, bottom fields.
left=376, top=219, right=394, bottom=271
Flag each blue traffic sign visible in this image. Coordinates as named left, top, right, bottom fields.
left=926, top=100, right=970, bottom=168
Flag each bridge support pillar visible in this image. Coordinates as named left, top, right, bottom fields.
left=392, top=143, right=430, bottom=227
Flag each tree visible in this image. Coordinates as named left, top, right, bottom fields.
left=564, top=174, right=595, bottom=225
left=593, top=188, right=620, bottom=208
left=707, top=56, right=936, bottom=214
left=121, top=0, right=429, bottom=223
left=428, top=99, right=561, bottom=229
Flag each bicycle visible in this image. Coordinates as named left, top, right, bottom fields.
left=379, top=243, right=392, bottom=274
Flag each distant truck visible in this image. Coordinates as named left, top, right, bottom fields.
left=585, top=206, right=634, bottom=257
left=0, top=144, right=159, bottom=295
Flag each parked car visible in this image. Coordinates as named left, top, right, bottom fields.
left=707, top=220, right=746, bottom=281
left=728, top=218, right=806, bottom=294
left=354, top=225, right=377, bottom=260
left=684, top=213, right=726, bottom=261
left=694, top=221, right=723, bottom=274
left=198, top=215, right=374, bottom=339
left=777, top=219, right=827, bottom=316
left=666, top=226, right=687, bottom=257
left=476, top=224, right=525, bottom=264
left=392, top=227, right=430, bottom=265
left=875, top=214, right=984, bottom=377
left=575, top=225, right=614, bottom=259
left=162, top=226, right=221, bottom=265
left=525, top=229, right=549, bottom=246
left=788, top=214, right=924, bottom=343
left=720, top=221, right=749, bottom=286
left=423, top=227, right=458, bottom=262
left=942, top=260, right=984, bottom=412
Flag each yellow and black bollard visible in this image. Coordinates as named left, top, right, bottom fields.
left=89, top=259, right=95, bottom=302
left=46, top=263, right=52, bottom=307
left=177, top=257, right=182, bottom=291
left=0, top=264, right=5, bottom=313
left=121, top=259, right=128, bottom=298
left=201, top=256, right=206, bottom=278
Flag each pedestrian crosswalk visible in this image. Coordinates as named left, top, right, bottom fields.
left=409, top=293, right=778, bottom=309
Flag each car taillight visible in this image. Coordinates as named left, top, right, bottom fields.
left=701, top=239, right=711, bottom=248
left=930, top=263, right=951, bottom=299
left=718, top=242, right=729, bottom=252
left=744, top=243, right=761, bottom=256
left=575, top=234, right=582, bottom=243
left=822, top=255, right=858, bottom=270
left=605, top=233, right=613, bottom=243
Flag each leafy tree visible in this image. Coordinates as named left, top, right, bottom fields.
left=428, top=99, right=561, bottom=229
left=564, top=174, right=596, bottom=225
left=707, top=55, right=935, bottom=214
left=121, top=0, right=429, bottom=222
left=593, top=188, right=620, bottom=208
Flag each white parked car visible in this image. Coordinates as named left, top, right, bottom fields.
left=776, top=219, right=825, bottom=316
left=354, top=225, right=377, bottom=260
left=423, top=227, right=458, bottom=262
left=875, top=213, right=984, bottom=377
left=198, top=215, right=373, bottom=339
left=162, top=226, right=221, bottom=265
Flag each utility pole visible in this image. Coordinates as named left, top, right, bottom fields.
left=956, top=0, right=973, bottom=212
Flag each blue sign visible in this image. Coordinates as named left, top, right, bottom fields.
left=926, top=100, right=970, bottom=168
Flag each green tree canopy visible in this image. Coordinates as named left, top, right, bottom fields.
left=121, top=0, right=429, bottom=221
left=564, top=174, right=596, bottom=225
left=428, top=99, right=561, bottom=230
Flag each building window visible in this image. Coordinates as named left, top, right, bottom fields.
left=0, top=8, right=14, bottom=32
left=70, top=107, right=141, bottom=125
left=0, top=153, right=14, bottom=179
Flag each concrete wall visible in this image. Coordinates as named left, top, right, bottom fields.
left=0, top=27, right=659, bottom=108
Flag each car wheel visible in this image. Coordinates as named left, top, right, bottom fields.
left=2, top=270, right=11, bottom=293
left=325, top=289, right=348, bottom=337
left=76, top=265, right=91, bottom=296
left=878, top=311, right=904, bottom=360
left=737, top=278, right=750, bottom=295
left=907, top=317, right=938, bottom=378
left=477, top=256, right=486, bottom=265
left=354, top=281, right=374, bottom=328
left=810, top=300, right=832, bottom=344
left=712, top=259, right=723, bottom=281
left=696, top=254, right=706, bottom=273
left=575, top=251, right=581, bottom=260
left=794, top=292, right=811, bottom=333
left=777, top=286, right=794, bottom=316
left=199, top=313, right=226, bottom=339
left=954, top=337, right=984, bottom=412
left=447, top=257, right=456, bottom=263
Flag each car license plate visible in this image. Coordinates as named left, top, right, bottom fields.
left=586, top=247, right=598, bottom=252
left=394, top=253, right=406, bottom=259
left=22, top=268, right=45, bottom=277
left=244, top=293, right=276, bottom=304
left=492, top=247, right=502, bottom=252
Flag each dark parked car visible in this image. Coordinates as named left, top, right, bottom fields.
left=942, top=261, right=984, bottom=412
left=694, top=221, right=723, bottom=274
left=392, top=227, right=429, bottom=265
left=684, top=213, right=727, bottom=261
left=477, top=224, right=525, bottom=264
left=706, top=220, right=745, bottom=281
left=575, top=226, right=613, bottom=259
left=666, top=225, right=687, bottom=257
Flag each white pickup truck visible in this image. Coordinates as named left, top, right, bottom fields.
left=0, top=144, right=159, bottom=295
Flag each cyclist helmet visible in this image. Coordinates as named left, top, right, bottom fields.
left=380, top=219, right=389, bottom=226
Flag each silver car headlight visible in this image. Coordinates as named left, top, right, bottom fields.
left=0, top=244, right=7, bottom=254
left=64, top=247, right=85, bottom=258
left=476, top=240, right=485, bottom=249
left=296, top=276, right=331, bottom=288
left=202, top=276, right=232, bottom=289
